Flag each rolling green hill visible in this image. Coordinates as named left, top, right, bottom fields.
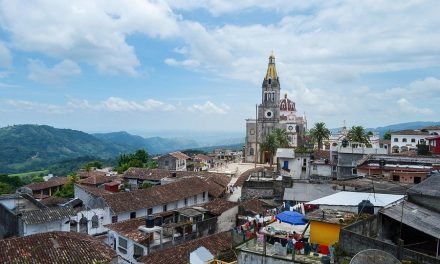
left=0, top=125, right=126, bottom=173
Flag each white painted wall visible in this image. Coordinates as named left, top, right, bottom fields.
left=108, top=231, right=147, bottom=264
left=217, top=206, right=238, bottom=232
left=73, top=208, right=109, bottom=235
left=391, top=134, right=427, bottom=152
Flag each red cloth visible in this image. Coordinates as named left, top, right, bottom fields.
left=295, top=241, right=304, bottom=250
left=319, top=245, right=329, bottom=255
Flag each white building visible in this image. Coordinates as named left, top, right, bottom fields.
left=391, top=129, right=429, bottom=153
left=276, top=148, right=310, bottom=179
left=158, top=151, right=190, bottom=171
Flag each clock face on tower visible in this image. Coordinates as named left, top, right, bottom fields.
left=265, top=110, right=273, bottom=118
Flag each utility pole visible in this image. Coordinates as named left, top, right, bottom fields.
left=255, top=104, right=258, bottom=168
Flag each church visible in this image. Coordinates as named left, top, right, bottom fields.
left=244, top=53, right=307, bottom=163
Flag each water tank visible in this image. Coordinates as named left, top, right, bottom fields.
left=146, top=215, right=155, bottom=228
left=358, top=200, right=374, bottom=215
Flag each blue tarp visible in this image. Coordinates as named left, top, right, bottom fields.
left=276, top=211, right=306, bottom=225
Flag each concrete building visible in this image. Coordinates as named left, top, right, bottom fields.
left=0, top=193, right=75, bottom=238
left=391, top=129, right=429, bottom=153
left=276, top=148, right=311, bottom=179
left=339, top=174, right=440, bottom=263
left=245, top=53, right=306, bottom=163
left=158, top=151, right=190, bottom=171
left=357, top=154, right=440, bottom=184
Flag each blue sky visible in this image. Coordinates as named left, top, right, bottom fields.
left=0, top=0, right=439, bottom=136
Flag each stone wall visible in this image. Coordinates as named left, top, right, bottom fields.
left=238, top=251, right=294, bottom=264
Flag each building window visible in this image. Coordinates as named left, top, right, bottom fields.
left=163, top=204, right=167, bottom=212
left=130, top=212, right=136, bottom=219
left=112, top=215, right=118, bottom=223
left=193, top=195, right=197, bottom=204
left=249, top=147, right=254, bottom=156
left=352, top=168, right=357, bottom=175
left=184, top=198, right=188, bottom=206
left=91, top=215, right=99, bottom=228
left=303, top=159, right=307, bottom=167
left=402, top=138, right=407, bottom=143
left=203, top=192, right=206, bottom=202
left=133, top=244, right=144, bottom=259
left=147, top=208, right=153, bottom=215
left=394, top=138, right=398, bottom=142
left=392, top=175, right=400, bottom=182
left=411, top=138, right=416, bottom=143
left=118, top=237, right=128, bottom=254
left=165, top=160, right=169, bottom=166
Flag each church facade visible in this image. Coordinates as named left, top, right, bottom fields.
left=244, top=54, right=307, bottom=163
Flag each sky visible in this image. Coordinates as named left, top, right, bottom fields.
left=0, top=0, right=439, bottom=136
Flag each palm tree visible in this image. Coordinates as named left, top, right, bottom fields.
left=273, top=128, right=290, bottom=148
left=347, top=126, right=371, bottom=146
left=260, top=133, right=277, bottom=166
left=309, top=122, right=331, bottom=150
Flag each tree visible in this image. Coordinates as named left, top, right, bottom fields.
left=0, top=182, right=12, bottom=194
left=347, top=126, right=371, bottom=146
left=383, top=131, right=391, bottom=140
left=309, top=122, right=331, bottom=150
left=140, top=182, right=152, bottom=189
left=260, top=133, right=277, bottom=167
left=273, top=128, right=290, bottom=148
left=32, top=176, right=44, bottom=183
left=54, top=174, right=80, bottom=198
left=134, top=149, right=149, bottom=164
left=84, top=160, right=103, bottom=170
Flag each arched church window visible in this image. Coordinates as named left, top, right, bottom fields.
left=281, top=103, right=285, bottom=109
left=268, top=79, right=272, bottom=84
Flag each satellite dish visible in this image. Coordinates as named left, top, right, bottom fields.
left=350, top=249, right=400, bottom=264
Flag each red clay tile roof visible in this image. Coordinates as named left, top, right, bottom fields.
left=103, top=177, right=209, bottom=214
left=201, top=199, right=237, bottom=215
left=313, top=150, right=330, bottom=160
left=0, top=231, right=117, bottom=264
left=20, top=207, right=76, bottom=224
left=194, top=154, right=213, bottom=161
left=39, top=196, right=69, bottom=206
left=169, top=151, right=190, bottom=160
left=75, top=184, right=113, bottom=197
left=106, top=218, right=151, bottom=246
left=77, top=170, right=107, bottom=178
left=80, top=175, right=119, bottom=185
left=123, top=168, right=171, bottom=181
left=25, top=177, right=67, bottom=191
left=239, top=199, right=272, bottom=215
left=139, top=231, right=232, bottom=264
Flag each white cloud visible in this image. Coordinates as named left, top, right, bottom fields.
left=69, top=97, right=176, bottom=112
left=6, top=99, right=68, bottom=113
left=397, top=98, right=433, bottom=115
left=28, top=59, right=81, bottom=84
left=188, top=101, right=229, bottom=114
left=0, top=0, right=179, bottom=75
left=0, top=42, right=12, bottom=68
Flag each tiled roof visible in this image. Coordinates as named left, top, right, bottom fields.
left=312, top=150, right=330, bottom=160
left=391, top=129, right=429, bottom=136
left=80, top=175, right=119, bottom=185
left=0, top=231, right=117, bottom=264
left=40, top=196, right=69, bottom=206
left=234, top=167, right=275, bottom=187
left=169, top=151, right=190, bottom=160
left=194, top=154, right=213, bottom=161
left=77, top=169, right=107, bottom=178
left=421, top=125, right=440, bottom=130
left=24, top=177, right=67, bottom=191
left=20, top=207, right=76, bottom=224
left=75, top=184, right=113, bottom=197
left=123, top=168, right=171, bottom=181
left=139, top=231, right=232, bottom=264
left=239, top=199, right=272, bottom=215
left=106, top=218, right=151, bottom=246
left=103, top=177, right=209, bottom=214
left=201, top=199, right=237, bottom=215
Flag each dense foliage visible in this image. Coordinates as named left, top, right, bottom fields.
left=54, top=174, right=80, bottom=198
left=116, top=149, right=158, bottom=173
left=260, top=128, right=290, bottom=166
left=0, top=125, right=125, bottom=174
left=0, top=174, right=30, bottom=194
left=347, top=126, right=371, bottom=147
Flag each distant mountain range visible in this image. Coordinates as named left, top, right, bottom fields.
left=0, top=125, right=243, bottom=174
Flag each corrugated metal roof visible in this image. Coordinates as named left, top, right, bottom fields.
left=306, top=191, right=403, bottom=207
left=381, top=201, right=440, bottom=239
